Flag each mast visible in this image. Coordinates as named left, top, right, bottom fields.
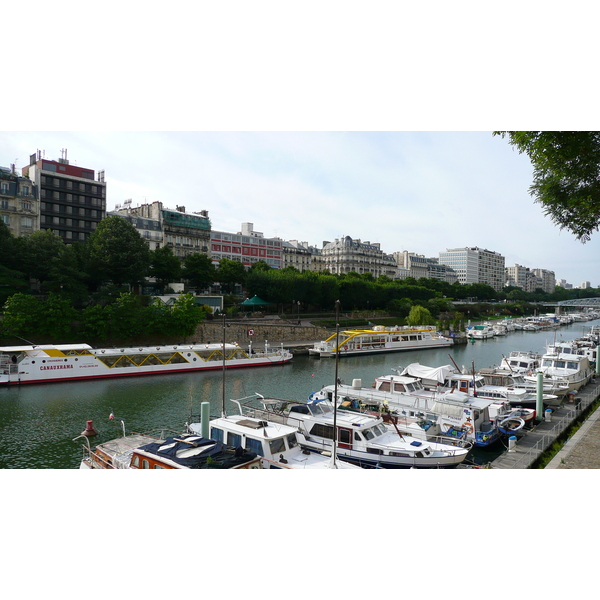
left=221, top=312, right=227, bottom=417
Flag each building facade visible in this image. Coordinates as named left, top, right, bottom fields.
left=439, top=247, right=505, bottom=291
left=532, top=268, right=556, bottom=294
left=282, top=240, right=323, bottom=272
left=393, top=251, right=458, bottom=283
left=114, top=200, right=211, bottom=258
left=0, top=164, right=39, bottom=237
left=321, top=236, right=397, bottom=278
left=211, top=223, right=283, bottom=269
left=22, top=150, right=106, bottom=244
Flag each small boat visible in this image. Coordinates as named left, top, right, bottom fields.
left=308, top=325, right=452, bottom=358
left=496, top=416, right=526, bottom=436
left=186, top=397, right=361, bottom=469
left=76, top=430, right=263, bottom=469
left=467, top=325, right=494, bottom=339
left=0, top=341, right=292, bottom=386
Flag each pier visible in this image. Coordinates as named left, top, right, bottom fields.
left=490, top=379, right=600, bottom=469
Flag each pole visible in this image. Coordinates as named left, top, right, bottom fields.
left=222, top=312, right=226, bottom=417
left=330, top=299, right=341, bottom=468
left=536, top=371, right=544, bottom=422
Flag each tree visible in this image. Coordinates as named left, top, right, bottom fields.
left=216, top=258, right=246, bottom=293
left=182, top=252, right=216, bottom=292
left=495, top=131, right=600, bottom=241
left=86, top=216, right=151, bottom=287
left=150, top=246, right=182, bottom=290
left=0, top=293, right=43, bottom=340
left=406, top=305, right=434, bottom=326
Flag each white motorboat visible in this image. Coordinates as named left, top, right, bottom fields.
left=308, top=325, right=452, bottom=358
left=0, top=341, right=292, bottom=386
left=525, top=345, right=594, bottom=392
left=245, top=396, right=471, bottom=468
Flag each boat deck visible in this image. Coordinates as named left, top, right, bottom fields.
left=489, top=379, right=600, bottom=469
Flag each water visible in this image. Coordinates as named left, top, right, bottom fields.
left=0, top=322, right=594, bottom=468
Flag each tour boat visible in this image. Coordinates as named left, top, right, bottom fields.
left=77, top=431, right=263, bottom=469
left=186, top=397, right=361, bottom=469
left=247, top=396, right=471, bottom=467
left=308, top=325, right=453, bottom=358
left=0, top=341, right=292, bottom=386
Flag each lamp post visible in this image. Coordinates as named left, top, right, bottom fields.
left=297, top=300, right=301, bottom=325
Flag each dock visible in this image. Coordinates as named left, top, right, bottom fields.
left=490, top=380, right=600, bottom=469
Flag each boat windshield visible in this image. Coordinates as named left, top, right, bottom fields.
left=287, top=433, right=298, bottom=449
left=269, top=437, right=286, bottom=455
left=361, top=424, right=386, bottom=440
left=308, top=401, right=334, bottom=416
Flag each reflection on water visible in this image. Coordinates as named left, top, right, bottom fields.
left=0, top=322, right=593, bottom=468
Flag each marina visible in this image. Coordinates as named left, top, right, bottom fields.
left=0, top=320, right=598, bottom=469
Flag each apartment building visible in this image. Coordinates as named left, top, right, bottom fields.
left=439, top=246, right=505, bottom=291
left=0, top=164, right=39, bottom=237
left=21, top=150, right=106, bottom=243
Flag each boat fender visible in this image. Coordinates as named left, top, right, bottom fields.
left=461, top=422, right=474, bottom=434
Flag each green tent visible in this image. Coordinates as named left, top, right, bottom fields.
left=241, top=295, right=273, bottom=307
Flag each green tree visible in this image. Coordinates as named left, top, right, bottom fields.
left=169, top=293, right=206, bottom=337
left=150, top=246, right=182, bottom=290
left=495, top=131, right=600, bottom=240
left=406, top=305, right=434, bottom=326
left=87, top=216, right=151, bottom=287
left=1, top=293, right=43, bottom=340
left=216, top=258, right=246, bottom=293
left=182, top=252, right=216, bottom=292
left=37, top=293, right=78, bottom=339
left=19, top=230, right=65, bottom=288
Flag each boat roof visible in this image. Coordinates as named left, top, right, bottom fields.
left=400, top=363, right=456, bottom=383
left=210, top=415, right=299, bottom=438
left=0, top=343, right=93, bottom=352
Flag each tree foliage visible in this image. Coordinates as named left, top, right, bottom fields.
left=495, top=131, right=600, bottom=241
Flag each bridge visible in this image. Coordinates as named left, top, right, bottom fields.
left=542, top=298, right=600, bottom=309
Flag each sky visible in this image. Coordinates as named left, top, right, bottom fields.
left=3, top=2, right=599, bottom=290
left=2, top=130, right=599, bottom=287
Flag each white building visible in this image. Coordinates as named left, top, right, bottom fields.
left=439, top=247, right=505, bottom=291
left=321, top=236, right=397, bottom=278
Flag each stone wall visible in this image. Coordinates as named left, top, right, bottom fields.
left=193, top=321, right=330, bottom=345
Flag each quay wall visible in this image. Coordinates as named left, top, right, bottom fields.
left=193, top=320, right=330, bottom=345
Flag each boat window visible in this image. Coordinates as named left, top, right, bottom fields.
left=567, top=362, right=579, bottom=370
left=362, top=428, right=375, bottom=440
left=475, top=380, right=484, bottom=388
left=378, top=381, right=391, bottom=392
left=289, top=405, right=310, bottom=415
left=211, top=427, right=224, bottom=443
left=142, top=459, right=150, bottom=469
left=153, top=464, right=166, bottom=469
left=405, top=383, right=415, bottom=392
left=309, top=423, right=335, bottom=439
left=287, top=433, right=298, bottom=449
left=245, top=437, right=264, bottom=456
left=227, top=432, right=242, bottom=447
left=339, top=429, right=351, bottom=444
left=269, top=437, right=286, bottom=455
left=131, top=455, right=140, bottom=467
left=556, top=361, right=566, bottom=368
left=542, top=359, right=553, bottom=367
left=393, top=383, right=405, bottom=392
left=354, top=431, right=362, bottom=441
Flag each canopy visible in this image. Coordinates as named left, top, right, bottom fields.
left=241, top=295, right=273, bottom=307
left=400, top=363, right=456, bottom=383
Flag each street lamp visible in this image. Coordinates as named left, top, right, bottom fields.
left=297, top=300, right=301, bottom=325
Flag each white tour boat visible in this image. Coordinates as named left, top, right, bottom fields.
left=308, top=325, right=453, bottom=358
left=244, top=396, right=470, bottom=468
left=186, top=397, right=361, bottom=469
left=0, top=341, right=292, bottom=386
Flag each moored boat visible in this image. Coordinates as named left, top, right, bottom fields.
left=186, top=397, right=361, bottom=469
left=76, top=431, right=263, bottom=469
left=308, top=325, right=452, bottom=358
left=0, top=341, right=292, bottom=386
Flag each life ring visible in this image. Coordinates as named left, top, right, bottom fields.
left=461, top=422, right=474, bottom=434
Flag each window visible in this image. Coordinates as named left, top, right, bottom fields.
left=21, top=217, right=33, bottom=228
left=227, top=432, right=241, bottom=447
left=245, top=438, right=264, bottom=456
left=1, top=215, right=9, bottom=225
left=268, top=437, right=286, bottom=455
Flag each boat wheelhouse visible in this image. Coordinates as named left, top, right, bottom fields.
left=308, top=325, right=452, bottom=358
left=0, top=341, right=292, bottom=386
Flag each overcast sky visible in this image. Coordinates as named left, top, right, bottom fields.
left=3, top=2, right=598, bottom=288
left=2, top=130, right=598, bottom=287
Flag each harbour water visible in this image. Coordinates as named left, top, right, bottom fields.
left=0, top=322, right=595, bottom=469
